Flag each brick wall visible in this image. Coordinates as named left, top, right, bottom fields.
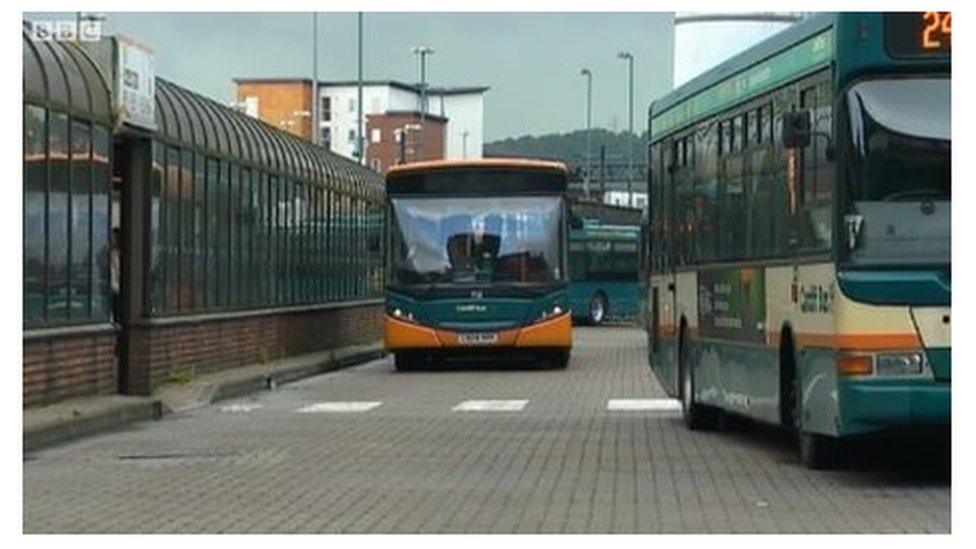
left=23, top=330, right=119, bottom=408
left=366, top=112, right=447, bottom=173
left=125, top=302, right=383, bottom=394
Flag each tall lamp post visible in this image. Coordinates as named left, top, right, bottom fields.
left=617, top=51, right=634, bottom=207
left=311, top=13, right=319, bottom=146
left=580, top=68, right=593, bottom=198
left=357, top=12, right=365, bottom=164
left=410, top=45, right=434, bottom=160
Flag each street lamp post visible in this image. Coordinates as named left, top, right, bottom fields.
left=410, top=45, right=434, bottom=160
left=311, top=13, right=319, bottom=146
left=580, top=68, right=593, bottom=198
left=617, top=51, right=634, bottom=207
left=357, top=12, right=365, bottom=164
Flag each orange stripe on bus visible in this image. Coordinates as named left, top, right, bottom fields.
left=515, top=312, right=572, bottom=348
left=769, top=331, right=921, bottom=351
left=384, top=316, right=441, bottom=349
left=385, top=313, right=572, bottom=350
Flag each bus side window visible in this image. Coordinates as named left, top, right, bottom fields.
left=798, top=81, right=833, bottom=253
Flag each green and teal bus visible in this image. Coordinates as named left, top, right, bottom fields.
left=384, top=159, right=572, bottom=370
left=645, top=12, right=950, bottom=468
left=568, top=219, right=642, bottom=325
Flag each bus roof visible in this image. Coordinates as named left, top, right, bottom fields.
left=650, top=13, right=834, bottom=140
left=386, top=158, right=568, bottom=178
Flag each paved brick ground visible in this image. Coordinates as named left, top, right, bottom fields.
left=23, top=327, right=950, bottom=533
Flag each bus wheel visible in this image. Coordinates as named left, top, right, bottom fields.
left=679, top=330, right=717, bottom=430
left=799, top=431, right=838, bottom=470
left=550, top=350, right=570, bottom=369
left=394, top=352, right=417, bottom=372
left=588, top=293, right=607, bottom=325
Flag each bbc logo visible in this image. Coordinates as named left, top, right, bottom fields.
left=29, top=20, right=102, bottom=42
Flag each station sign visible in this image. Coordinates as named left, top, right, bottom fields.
left=115, top=37, right=156, bottom=131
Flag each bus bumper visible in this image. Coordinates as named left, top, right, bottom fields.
left=838, top=378, right=950, bottom=435
left=384, top=312, right=573, bottom=351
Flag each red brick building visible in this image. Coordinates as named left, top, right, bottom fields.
left=365, top=111, right=447, bottom=174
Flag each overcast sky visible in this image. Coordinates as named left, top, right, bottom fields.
left=26, top=12, right=790, bottom=141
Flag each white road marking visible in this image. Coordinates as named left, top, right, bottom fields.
left=452, top=399, right=529, bottom=412
left=607, top=398, right=682, bottom=412
left=220, top=403, right=263, bottom=413
left=297, top=401, right=382, bottom=413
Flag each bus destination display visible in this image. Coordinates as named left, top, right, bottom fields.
left=886, top=12, right=951, bottom=57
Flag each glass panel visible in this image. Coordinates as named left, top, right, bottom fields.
left=219, top=161, right=231, bottom=307
left=342, top=193, right=350, bottom=298
left=48, top=112, right=70, bottom=322
left=206, top=158, right=219, bottom=309
left=181, top=149, right=195, bottom=310
left=257, top=172, right=267, bottom=305
left=70, top=120, right=92, bottom=319
left=240, top=167, right=249, bottom=305
left=193, top=152, right=205, bottom=310
left=229, top=164, right=239, bottom=308
left=91, top=126, right=111, bottom=320
left=24, top=105, right=47, bottom=325
left=389, top=196, right=564, bottom=286
left=163, top=147, right=180, bottom=312
left=269, top=176, right=279, bottom=305
left=326, top=188, right=334, bottom=301
left=149, top=142, right=165, bottom=314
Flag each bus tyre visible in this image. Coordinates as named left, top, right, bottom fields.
left=679, top=334, right=717, bottom=430
left=799, top=431, right=837, bottom=470
left=550, top=350, right=570, bottom=369
left=394, top=352, right=416, bottom=372
left=588, top=293, right=607, bottom=325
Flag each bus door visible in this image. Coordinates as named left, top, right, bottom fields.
left=661, top=137, right=680, bottom=393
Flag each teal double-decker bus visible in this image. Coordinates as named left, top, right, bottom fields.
left=568, top=219, right=642, bottom=325
left=645, top=12, right=950, bottom=467
left=384, top=159, right=572, bottom=370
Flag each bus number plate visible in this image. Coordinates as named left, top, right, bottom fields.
left=458, top=332, right=499, bottom=345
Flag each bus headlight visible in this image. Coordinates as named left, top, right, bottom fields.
left=538, top=305, right=565, bottom=321
left=389, top=307, right=415, bottom=322
left=876, top=352, right=924, bottom=376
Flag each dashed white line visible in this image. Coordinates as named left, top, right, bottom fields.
left=452, top=399, right=529, bottom=412
left=297, top=401, right=383, bottom=413
left=607, top=398, right=682, bottom=412
left=220, top=403, right=263, bottom=413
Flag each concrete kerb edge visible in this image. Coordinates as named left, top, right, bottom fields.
left=24, top=342, right=387, bottom=452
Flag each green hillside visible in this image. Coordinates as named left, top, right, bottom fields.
left=484, top=129, right=646, bottom=168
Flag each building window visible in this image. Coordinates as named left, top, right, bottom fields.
left=371, top=128, right=381, bottom=143
left=321, top=96, right=331, bottom=122
left=348, top=98, right=356, bottom=113
left=370, top=158, right=381, bottom=172
left=348, top=129, right=356, bottom=143
left=320, top=127, right=331, bottom=150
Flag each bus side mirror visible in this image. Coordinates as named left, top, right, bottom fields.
left=781, top=110, right=812, bottom=148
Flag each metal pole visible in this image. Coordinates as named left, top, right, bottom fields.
left=419, top=52, right=426, bottom=160
left=599, top=145, right=606, bottom=201
left=357, top=12, right=364, bottom=164
left=628, top=55, right=634, bottom=207
left=580, top=68, right=592, bottom=198
left=411, top=46, right=433, bottom=160
left=618, top=51, right=634, bottom=207
left=311, top=13, right=318, bottom=146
